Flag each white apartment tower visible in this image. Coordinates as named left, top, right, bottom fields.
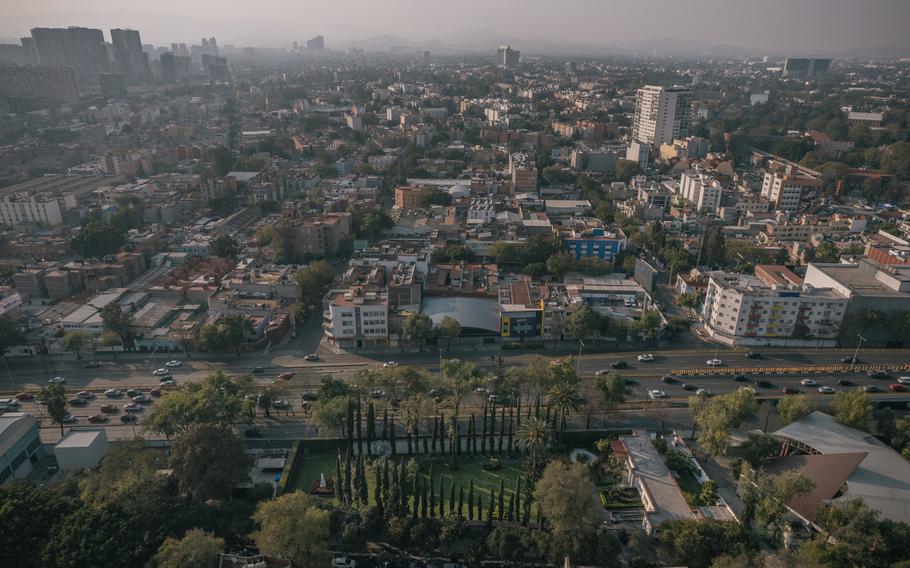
left=632, top=85, right=693, bottom=146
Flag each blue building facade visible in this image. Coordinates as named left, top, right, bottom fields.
left=563, top=227, right=627, bottom=260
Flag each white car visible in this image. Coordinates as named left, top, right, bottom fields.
left=165, top=360, right=182, bottom=367
left=897, top=376, right=910, bottom=385
left=818, top=386, right=836, bottom=394
left=152, top=368, right=169, bottom=376
left=706, top=359, right=723, bottom=367
left=648, top=389, right=667, bottom=400
left=331, top=557, right=356, bottom=568
left=800, top=378, right=818, bottom=387
left=382, top=361, right=398, bottom=368
left=104, top=388, right=122, bottom=397
left=48, top=376, right=66, bottom=384
left=637, top=354, right=654, bottom=362
left=696, top=388, right=712, bottom=397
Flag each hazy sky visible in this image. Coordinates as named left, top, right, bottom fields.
left=2, top=0, right=909, bottom=54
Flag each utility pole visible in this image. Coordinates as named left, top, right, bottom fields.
left=576, top=340, right=584, bottom=374
left=851, top=334, right=866, bottom=370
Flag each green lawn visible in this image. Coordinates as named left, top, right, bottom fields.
left=674, top=469, right=703, bottom=506
left=287, top=452, right=536, bottom=517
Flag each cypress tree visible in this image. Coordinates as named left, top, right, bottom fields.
left=432, top=417, right=439, bottom=454
left=477, top=492, right=483, bottom=521
left=455, top=420, right=461, bottom=456
left=344, top=447, right=352, bottom=503
left=366, top=401, right=376, bottom=456
left=481, top=405, right=487, bottom=454
left=507, top=414, right=514, bottom=453
left=421, top=477, right=429, bottom=518
left=508, top=493, right=515, bottom=522
left=388, top=465, right=401, bottom=518
left=468, top=479, right=474, bottom=520
left=523, top=475, right=533, bottom=526
left=373, top=460, right=383, bottom=510
left=449, top=478, right=456, bottom=512
left=399, top=461, right=408, bottom=515
left=534, top=394, right=540, bottom=419
left=498, top=405, right=506, bottom=453
left=406, top=423, right=413, bottom=456
left=515, top=476, right=521, bottom=520
left=498, top=478, right=505, bottom=517
left=488, top=402, right=496, bottom=454
left=440, top=411, right=446, bottom=454
left=458, top=485, right=465, bottom=517
left=428, top=466, right=436, bottom=517
left=382, top=408, right=388, bottom=440
left=515, top=396, right=522, bottom=427
left=412, top=475, right=420, bottom=519
left=382, top=459, right=390, bottom=507
left=390, top=418, right=397, bottom=456
left=357, top=455, right=368, bottom=504
left=422, top=437, right=429, bottom=455
left=487, top=489, right=495, bottom=530
left=356, top=396, right=363, bottom=455
left=334, top=452, right=343, bottom=502
left=346, top=399, right=354, bottom=451
left=438, top=476, right=445, bottom=517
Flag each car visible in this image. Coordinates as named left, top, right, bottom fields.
left=681, top=383, right=696, bottom=391
left=150, top=388, right=162, bottom=397
left=382, top=361, right=399, bottom=367
left=120, top=414, right=138, bottom=423
left=331, top=557, right=356, bottom=568
left=800, top=379, right=818, bottom=387
left=87, top=414, right=108, bottom=424
left=104, top=388, right=122, bottom=398
left=897, top=376, right=910, bottom=385
left=100, top=404, right=119, bottom=414
left=15, top=392, right=34, bottom=402
left=68, top=397, right=87, bottom=406
left=371, top=389, right=385, bottom=399
left=868, top=370, right=890, bottom=379
left=152, top=368, right=169, bottom=376
left=251, top=367, right=264, bottom=374
left=277, top=372, right=295, bottom=381
left=159, top=378, right=176, bottom=386
left=782, top=387, right=801, bottom=395
left=841, top=356, right=863, bottom=364
left=245, top=428, right=262, bottom=438
left=757, top=381, right=775, bottom=389
left=133, top=394, right=152, bottom=404
left=889, top=384, right=909, bottom=392
left=622, top=378, right=638, bottom=386
left=818, top=386, right=836, bottom=394
left=83, top=361, right=100, bottom=368
left=126, top=388, right=141, bottom=397
left=123, top=402, right=143, bottom=412
left=595, top=369, right=613, bottom=376
left=304, top=354, right=319, bottom=362
left=301, top=393, right=318, bottom=402
left=864, top=385, right=884, bottom=393
left=611, top=361, right=628, bottom=369
left=165, top=360, right=182, bottom=367
left=745, top=351, right=762, bottom=359
left=0, top=399, right=20, bottom=411
left=648, top=389, right=667, bottom=400
left=48, top=376, right=66, bottom=384
left=696, top=388, right=712, bottom=397
left=733, top=375, right=750, bottom=382
left=76, top=390, right=96, bottom=400
left=739, top=385, right=757, bottom=394
left=61, top=413, right=77, bottom=424
left=271, top=398, right=290, bottom=409
left=706, top=358, right=723, bottom=366
left=637, top=354, right=654, bottom=362
left=836, top=379, right=856, bottom=387
left=661, top=375, right=677, bottom=384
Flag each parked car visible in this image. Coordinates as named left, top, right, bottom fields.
left=889, top=384, right=908, bottom=392
left=864, top=385, right=884, bottom=393
left=88, top=414, right=108, bottom=424
left=595, top=369, right=613, bottom=376
left=637, top=354, right=654, bottom=362
left=818, top=386, right=836, bottom=394
left=782, top=387, right=801, bottom=395
left=165, top=360, right=182, bottom=367
left=48, top=376, right=65, bottom=384
left=382, top=361, right=399, bottom=367
left=648, top=389, right=667, bottom=400
left=83, top=361, right=100, bottom=368
left=76, top=390, right=96, bottom=400
left=706, top=358, right=723, bottom=366
left=14, top=392, right=34, bottom=402
left=104, top=388, right=122, bottom=398
left=611, top=361, right=628, bottom=369
left=304, top=354, right=319, bottom=362
left=120, top=414, right=138, bottom=423
left=152, top=368, right=169, bottom=376
left=100, top=404, right=119, bottom=414
left=800, top=378, right=818, bottom=387
left=622, top=378, right=638, bottom=386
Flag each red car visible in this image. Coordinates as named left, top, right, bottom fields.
left=88, top=414, right=108, bottom=424
left=15, top=392, right=34, bottom=402
left=277, top=372, right=294, bottom=381
left=888, top=384, right=908, bottom=392
left=100, top=404, right=119, bottom=414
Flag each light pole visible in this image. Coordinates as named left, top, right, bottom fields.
left=851, top=334, right=866, bottom=370
left=576, top=339, right=584, bottom=374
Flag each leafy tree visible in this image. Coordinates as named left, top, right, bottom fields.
left=882, top=141, right=910, bottom=180
left=0, top=482, right=77, bottom=567
left=833, top=390, right=873, bottom=430
left=70, top=220, right=126, bottom=258
left=196, top=323, right=225, bottom=354
left=615, top=159, right=642, bottom=183
left=546, top=251, right=575, bottom=277
left=38, top=384, right=68, bottom=436
left=169, top=423, right=252, bottom=500
left=252, top=492, right=331, bottom=567
left=534, top=461, right=602, bottom=541
left=739, top=432, right=780, bottom=467
left=435, top=316, right=461, bottom=350
left=0, top=315, right=23, bottom=354
left=100, top=304, right=132, bottom=341
left=61, top=330, right=91, bottom=360
left=777, top=395, right=812, bottom=425
left=297, top=260, right=336, bottom=307
left=402, top=313, right=433, bottom=350
left=659, top=519, right=751, bottom=568
left=417, top=188, right=454, bottom=207
left=150, top=528, right=224, bottom=568
left=41, top=503, right=144, bottom=568
left=220, top=314, right=251, bottom=355
left=567, top=304, right=601, bottom=340
left=689, top=388, right=758, bottom=455
left=351, top=206, right=393, bottom=241
left=593, top=372, right=625, bottom=408
left=700, top=480, right=719, bottom=505
left=678, top=292, right=701, bottom=309
left=146, top=372, right=247, bottom=438
left=210, top=235, right=238, bottom=259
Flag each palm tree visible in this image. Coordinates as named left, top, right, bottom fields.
left=516, top=416, right=552, bottom=475
left=547, top=381, right=582, bottom=448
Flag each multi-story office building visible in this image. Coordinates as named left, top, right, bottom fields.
left=702, top=265, right=848, bottom=347
left=323, top=287, right=389, bottom=348
left=783, top=57, right=831, bottom=79
left=497, top=45, right=520, bottom=69
left=0, top=192, right=77, bottom=227
left=110, top=28, right=150, bottom=82
left=631, top=85, right=693, bottom=146
left=761, top=166, right=822, bottom=211
left=678, top=170, right=723, bottom=213
left=30, top=27, right=109, bottom=84
left=307, top=35, right=325, bottom=51
left=0, top=65, right=78, bottom=102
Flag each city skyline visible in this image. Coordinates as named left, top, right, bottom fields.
left=1, top=0, right=909, bottom=56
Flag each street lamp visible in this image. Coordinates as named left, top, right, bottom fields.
left=851, top=334, right=866, bottom=370
left=576, top=339, right=584, bottom=374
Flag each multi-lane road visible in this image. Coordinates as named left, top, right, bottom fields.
left=5, top=345, right=910, bottom=441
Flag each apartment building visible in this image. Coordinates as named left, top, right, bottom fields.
left=0, top=192, right=76, bottom=227
left=631, top=85, right=693, bottom=146
left=702, top=265, right=847, bottom=347
left=323, top=287, right=389, bottom=348
left=678, top=170, right=723, bottom=213
left=509, top=153, right=538, bottom=193
left=291, top=213, right=351, bottom=259
left=0, top=64, right=79, bottom=103
left=761, top=166, right=822, bottom=211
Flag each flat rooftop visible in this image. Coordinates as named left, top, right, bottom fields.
left=56, top=429, right=104, bottom=449
left=621, top=430, right=695, bottom=528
